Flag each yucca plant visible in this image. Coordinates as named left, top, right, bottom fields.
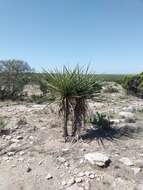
left=45, top=65, right=101, bottom=140
left=71, top=70, right=101, bottom=137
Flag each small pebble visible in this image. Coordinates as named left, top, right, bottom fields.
left=75, top=177, right=82, bottom=183
left=46, top=174, right=53, bottom=180
left=27, top=167, right=32, bottom=173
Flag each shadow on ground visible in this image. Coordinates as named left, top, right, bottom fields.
left=81, top=124, right=143, bottom=145
left=0, top=128, right=11, bottom=136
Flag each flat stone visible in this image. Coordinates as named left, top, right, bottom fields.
left=84, top=181, right=90, bottom=190
left=65, top=162, right=70, bottom=167
left=110, top=119, right=121, bottom=124
left=84, top=171, right=91, bottom=177
left=3, top=156, right=9, bottom=161
left=119, top=112, right=136, bottom=123
left=122, top=106, right=136, bottom=113
left=26, top=167, right=32, bottom=173
left=75, top=177, right=82, bottom=183
left=29, top=136, right=34, bottom=141
left=46, top=174, right=53, bottom=180
left=137, top=183, right=143, bottom=190
left=67, top=177, right=75, bottom=186
left=17, top=136, right=23, bottom=140
left=84, top=152, right=111, bottom=167
left=77, top=172, right=85, bottom=177
left=19, top=151, right=25, bottom=156
left=112, top=177, right=136, bottom=190
left=5, top=136, right=12, bottom=140
left=66, top=184, right=84, bottom=190
left=11, top=139, right=20, bottom=143
left=57, top=156, right=66, bottom=163
left=61, top=180, right=67, bottom=186
left=39, top=160, right=44, bottom=165
left=119, top=157, right=134, bottom=166
left=62, top=148, right=69, bottom=152
left=89, top=174, right=95, bottom=179
left=7, top=152, right=15, bottom=157
left=18, top=157, right=24, bottom=161
left=131, top=167, right=141, bottom=175
left=8, top=143, right=20, bottom=152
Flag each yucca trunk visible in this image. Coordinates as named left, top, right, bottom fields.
left=63, top=98, right=69, bottom=138
left=72, top=112, right=82, bottom=138
left=72, top=99, right=83, bottom=137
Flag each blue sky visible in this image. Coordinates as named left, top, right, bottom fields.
left=0, top=0, right=143, bottom=73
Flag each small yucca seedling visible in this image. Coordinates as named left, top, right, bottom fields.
left=88, top=112, right=110, bottom=130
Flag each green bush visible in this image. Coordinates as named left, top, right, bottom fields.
left=39, top=79, right=48, bottom=96
left=122, top=73, right=143, bottom=97
left=87, top=112, right=110, bottom=130
left=0, top=60, right=32, bottom=100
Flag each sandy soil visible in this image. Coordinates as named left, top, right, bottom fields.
left=0, top=87, right=143, bottom=190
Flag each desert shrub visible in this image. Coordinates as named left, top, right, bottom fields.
left=123, top=75, right=138, bottom=92
left=0, top=60, right=33, bottom=100
left=123, top=73, right=143, bottom=97
left=87, top=112, right=110, bottom=130
left=39, top=79, right=48, bottom=96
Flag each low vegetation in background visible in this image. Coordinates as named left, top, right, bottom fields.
left=39, top=78, right=49, bottom=96
left=0, top=60, right=33, bottom=100
left=0, top=59, right=142, bottom=105
left=123, top=73, right=143, bottom=98
left=96, top=74, right=126, bottom=84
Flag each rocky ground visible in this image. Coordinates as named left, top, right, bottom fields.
left=0, top=83, right=143, bottom=190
